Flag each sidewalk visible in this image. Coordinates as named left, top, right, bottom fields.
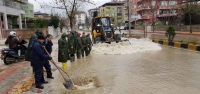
left=122, top=30, right=200, bottom=36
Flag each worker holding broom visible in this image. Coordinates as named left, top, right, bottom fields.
left=58, top=33, right=70, bottom=69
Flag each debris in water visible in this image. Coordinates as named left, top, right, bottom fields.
left=73, top=82, right=95, bottom=90
left=92, top=38, right=162, bottom=55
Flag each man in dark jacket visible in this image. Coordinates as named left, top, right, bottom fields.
left=76, top=32, right=82, bottom=59
left=5, top=31, right=22, bottom=56
left=68, top=28, right=77, bottom=62
left=58, top=33, right=70, bottom=69
left=5, top=31, right=21, bottom=49
left=81, top=32, right=89, bottom=57
left=31, top=35, right=52, bottom=89
left=86, top=33, right=92, bottom=54
left=43, top=34, right=54, bottom=79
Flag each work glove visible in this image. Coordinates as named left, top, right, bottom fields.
left=48, top=57, right=52, bottom=60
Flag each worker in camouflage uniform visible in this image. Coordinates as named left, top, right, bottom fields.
left=25, top=30, right=43, bottom=73
left=68, top=28, right=77, bottom=62
left=25, top=30, right=43, bottom=61
left=58, top=33, right=70, bottom=69
left=86, top=33, right=92, bottom=54
left=81, top=32, right=89, bottom=57
left=76, top=32, right=82, bottom=59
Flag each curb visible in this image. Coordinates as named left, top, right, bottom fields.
left=152, top=39, right=200, bottom=52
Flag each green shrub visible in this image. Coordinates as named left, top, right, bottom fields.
left=165, top=25, right=176, bottom=42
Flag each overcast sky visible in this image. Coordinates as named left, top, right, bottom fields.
left=28, top=0, right=109, bottom=14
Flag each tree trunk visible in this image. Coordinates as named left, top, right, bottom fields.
left=69, top=16, right=73, bottom=29
left=152, top=11, right=155, bottom=32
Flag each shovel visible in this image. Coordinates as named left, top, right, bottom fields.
left=43, top=47, right=74, bottom=90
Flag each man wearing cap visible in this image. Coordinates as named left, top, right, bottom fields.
left=76, top=32, right=82, bottom=59
left=81, top=32, right=89, bottom=57
left=31, top=35, right=52, bottom=89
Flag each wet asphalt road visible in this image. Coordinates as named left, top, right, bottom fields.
left=1, top=33, right=200, bottom=94
left=46, top=41, right=200, bottom=94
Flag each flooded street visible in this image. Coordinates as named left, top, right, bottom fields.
left=46, top=38, right=200, bottom=94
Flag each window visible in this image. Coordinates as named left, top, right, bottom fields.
left=134, top=4, right=136, bottom=8
left=100, top=18, right=110, bottom=27
left=161, top=1, right=167, bottom=6
left=160, top=10, right=167, bottom=15
left=112, top=8, right=115, bottom=10
left=117, top=7, right=122, bottom=13
left=151, top=1, right=156, bottom=6
left=169, top=1, right=177, bottom=5
left=170, top=9, right=177, bottom=14
left=142, top=11, right=146, bottom=16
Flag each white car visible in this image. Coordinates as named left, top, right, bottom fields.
left=79, top=26, right=83, bottom=30
left=115, top=26, right=125, bottom=30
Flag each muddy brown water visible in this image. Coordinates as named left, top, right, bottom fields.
left=47, top=42, right=200, bottom=94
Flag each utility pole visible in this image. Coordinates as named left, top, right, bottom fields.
left=128, top=0, right=131, bottom=38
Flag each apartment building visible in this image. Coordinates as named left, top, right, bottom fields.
left=99, top=1, right=125, bottom=27
left=34, top=12, right=50, bottom=20
left=133, top=0, right=183, bottom=25
left=75, top=11, right=86, bottom=27
left=0, top=0, right=29, bottom=30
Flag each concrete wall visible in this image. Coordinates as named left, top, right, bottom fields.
left=1, top=28, right=47, bottom=39
left=48, top=26, right=60, bottom=38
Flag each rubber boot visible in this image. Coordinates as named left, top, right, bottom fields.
left=62, top=62, right=67, bottom=69
left=72, top=56, right=75, bottom=61
left=70, top=56, right=73, bottom=62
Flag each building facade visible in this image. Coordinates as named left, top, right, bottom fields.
left=0, top=0, right=29, bottom=30
left=99, top=1, right=125, bottom=27
left=75, top=11, right=86, bottom=27
left=23, top=3, right=34, bottom=19
left=132, top=0, right=184, bottom=25
left=34, top=12, right=50, bottom=20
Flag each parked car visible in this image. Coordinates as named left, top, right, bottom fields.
left=79, top=26, right=83, bottom=30
left=124, top=26, right=134, bottom=30
left=115, top=26, right=125, bottom=30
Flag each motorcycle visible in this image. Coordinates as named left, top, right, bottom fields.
left=0, top=40, right=27, bottom=65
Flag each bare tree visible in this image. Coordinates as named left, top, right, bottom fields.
left=39, top=0, right=94, bottom=29
left=149, top=0, right=159, bottom=32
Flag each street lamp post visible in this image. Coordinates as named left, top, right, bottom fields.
left=128, top=0, right=131, bottom=38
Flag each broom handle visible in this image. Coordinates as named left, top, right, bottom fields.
left=43, top=46, right=68, bottom=81
left=43, top=47, right=71, bottom=78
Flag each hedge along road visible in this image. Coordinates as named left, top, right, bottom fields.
left=28, top=38, right=200, bottom=94
left=119, top=30, right=200, bottom=43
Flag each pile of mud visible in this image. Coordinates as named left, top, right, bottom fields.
left=92, top=38, right=162, bottom=55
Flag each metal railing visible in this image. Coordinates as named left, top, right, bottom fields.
left=1, top=0, right=27, bottom=10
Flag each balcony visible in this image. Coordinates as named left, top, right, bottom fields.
left=157, top=13, right=177, bottom=17
left=137, top=0, right=142, bottom=3
left=3, top=0, right=27, bottom=10
left=137, top=6, right=150, bottom=11
left=159, top=5, right=179, bottom=9
left=14, top=0, right=27, bottom=4
left=141, top=15, right=151, bottom=19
